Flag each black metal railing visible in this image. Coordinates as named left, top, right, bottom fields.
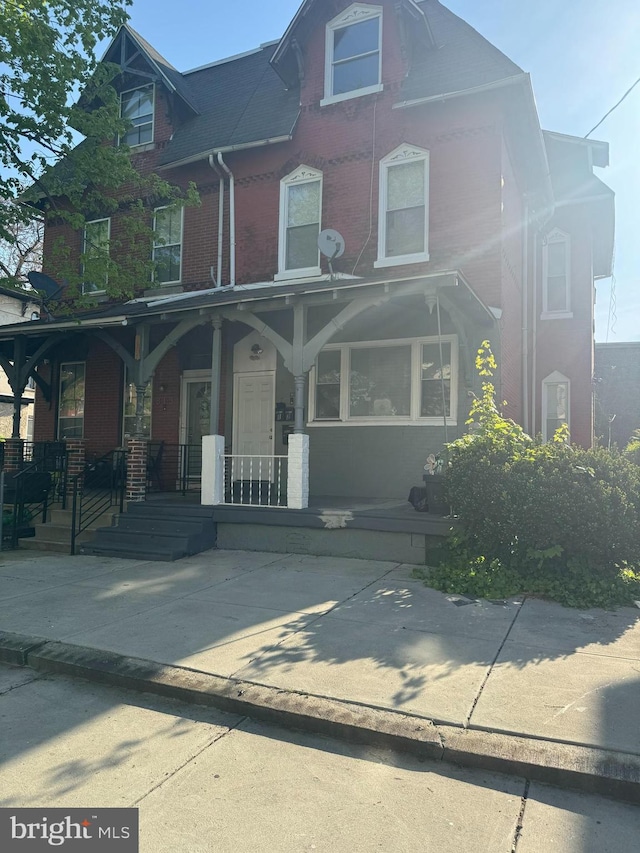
left=145, top=442, right=202, bottom=495
left=3, top=443, right=68, bottom=549
left=70, top=449, right=127, bottom=555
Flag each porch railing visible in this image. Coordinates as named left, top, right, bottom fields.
left=70, top=449, right=127, bottom=555
left=223, top=454, right=288, bottom=507
left=145, top=443, right=202, bottom=494
left=2, top=442, right=68, bottom=549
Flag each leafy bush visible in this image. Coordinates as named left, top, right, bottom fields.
left=422, top=342, right=640, bottom=608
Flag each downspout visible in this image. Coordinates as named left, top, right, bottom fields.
left=208, top=154, right=224, bottom=287
left=521, top=200, right=530, bottom=434
left=217, top=152, right=236, bottom=287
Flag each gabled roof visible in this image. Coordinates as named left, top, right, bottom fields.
left=398, top=1, right=524, bottom=104
left=103, top=24, right=200, bottom=116
left=157, top=45, right=300, bottom=169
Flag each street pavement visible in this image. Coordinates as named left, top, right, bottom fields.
left=0, top=547, right=639, bottom=801
left=1, top=663, right=639, bottom=853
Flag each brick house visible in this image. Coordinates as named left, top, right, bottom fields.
left=0, top=0, right=615, bottom=516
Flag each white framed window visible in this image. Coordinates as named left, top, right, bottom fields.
left=276, top=166, right=322, bottom=281
left=119, top=84, right=154, bottom=147
left=82, top=218, right=110, bottom=294
left=542, top=228, right=571, bottom=318
left=153, top=206, right=183, bottom=285
left=309, top=336, right=457, bottom=425
left=322, top=4, right=383, bottom=106
left=542, top=371, right=570, bottom=441
left=123, top=368, right=152, bottom=439
left=375, top=144, right=430, bottom=268
left=58, top=362, right=85, bottom=439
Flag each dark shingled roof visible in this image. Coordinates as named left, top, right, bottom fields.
left=157, top=45, right=301, bottom=168
left=399, top=1, right=524, bottom=104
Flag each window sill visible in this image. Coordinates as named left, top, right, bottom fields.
left=320, top=83, right=383, bottom=107
left=374, top=252, right=430, bottom=269
left=123, top=141, right=155, bottom=153
left=274, top=267, right=322, bottom=282
left=540, top=311, right=573, bottom=320
left=307, top=418, right=457, bottom=428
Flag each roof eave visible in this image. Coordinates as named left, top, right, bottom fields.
left=157, top=132, right=297, bottom=171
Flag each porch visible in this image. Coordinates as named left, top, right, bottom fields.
left=83, top=490, right=452, bottom=565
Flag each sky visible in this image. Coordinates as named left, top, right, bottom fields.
left=118, top=0, right=639, bottom=341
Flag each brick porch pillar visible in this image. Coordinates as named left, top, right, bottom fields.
left=65, top=439, right=86, bottom=496
left=3, top=438, right=24, bottom=472
left=126, top=438, right=148, bottom=503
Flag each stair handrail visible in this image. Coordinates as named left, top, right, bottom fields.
left=5, top=443, right=68, bottom=549
left=70, top=448, right=127, bottom=555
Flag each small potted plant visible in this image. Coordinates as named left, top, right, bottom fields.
left=422, top=452, right=449, bottom=515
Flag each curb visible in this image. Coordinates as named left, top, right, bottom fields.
left=2, top=630, right=639, bottom=804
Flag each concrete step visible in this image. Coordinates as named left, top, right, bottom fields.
left=19, top=538, right=71, bottom=554
left=115, top=516, right=206, bottom=536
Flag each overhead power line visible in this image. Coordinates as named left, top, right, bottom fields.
left=585, top=75, right=640, bottom=138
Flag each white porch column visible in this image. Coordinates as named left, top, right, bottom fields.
left=287, top=433, right=309, bottom=509
left=201, top=434, right=225, bottom=505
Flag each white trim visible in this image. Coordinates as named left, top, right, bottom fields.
left=82, top=217, right=110, bottom=295
left=153, top=205, right=184, bottom=285
left=119, top=83, right=155, bottom=148
left=277, top=165, right=323, bottom=278
left=541, top=371, right=570, bottom=442
left=375, top=144, right=430, bottom=267
left=323, top=3, right=383, bottom=105
left=542, top=227, right=571, bottom=316
left=308, top=335, right=458, bottom=426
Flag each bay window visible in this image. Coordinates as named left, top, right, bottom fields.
left=310, top=336, right=457, bottom=424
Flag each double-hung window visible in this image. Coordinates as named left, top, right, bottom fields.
left=542, top=372, right=570, bottom=441
left=120, top=85, right=154, bottom=147
left=277, top=166, right=322, bottom=280
left=58, top=362, right=85, bottom=439
left=376, top=145, right=430, bottom=268
left=82, top=218, right=110, bottom=294
left=323, top=4, right=383, bottom=105
left=310, top=336, right=457, bottom=424
left=542, top=229, right=571, bottom=317
left=153, top=206, right=183, bottom=285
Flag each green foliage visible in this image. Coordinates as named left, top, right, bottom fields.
left=422, top=341, right=640, bottom=609
left=624, top=429, right=640, bottom=466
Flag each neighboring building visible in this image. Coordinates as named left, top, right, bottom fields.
left=0, top=287, right=40, bottom=440
left=595, top=342, right=640, bottom=449
left=0, top=0, right=615, bottom=504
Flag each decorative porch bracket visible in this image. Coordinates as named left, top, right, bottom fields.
left=0, top=334, right=62, bottom=437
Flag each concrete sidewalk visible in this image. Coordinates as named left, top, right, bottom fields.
left=1, top=547, right=639, bottom=800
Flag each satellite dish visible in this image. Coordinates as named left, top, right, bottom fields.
left=27, top=271, right=64, bottom=301
left=318, top=229, right=345, bottom=261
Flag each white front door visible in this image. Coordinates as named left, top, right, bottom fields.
left=233, top=372, right=275, bottom=476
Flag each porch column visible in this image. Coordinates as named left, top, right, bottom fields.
left=201, top=434, right=225, bottom=505
left=11, top=390, right=23, bottom=438
left=293, top=374, right=306, bottom=433
left=3, top=438, right=24, bottom=472
left=65, top=439, right=86, bottom=497
left=209, top=317, right=222, bottom=435
left=134, top=383, right=149, bottom=440
left=126, top=438, right=148, bottom=503
left=287, top=433, right=309, bottom=509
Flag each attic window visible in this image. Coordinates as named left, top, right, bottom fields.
left=322, top=5, right=383, bottom=106
left=120, top=84, right=154, bottom=147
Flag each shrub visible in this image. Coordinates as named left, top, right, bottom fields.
left=425, top=342, right=640, bottom=608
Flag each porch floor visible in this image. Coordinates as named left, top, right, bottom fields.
left=140, top=492, right=452, bottom=537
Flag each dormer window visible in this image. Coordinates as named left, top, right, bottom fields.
left=120, top=84, right=154, bottom=147
left=322, top=4, right=383, bottom=106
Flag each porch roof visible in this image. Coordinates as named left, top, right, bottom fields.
left=0, top=269, right=494, bottom=338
